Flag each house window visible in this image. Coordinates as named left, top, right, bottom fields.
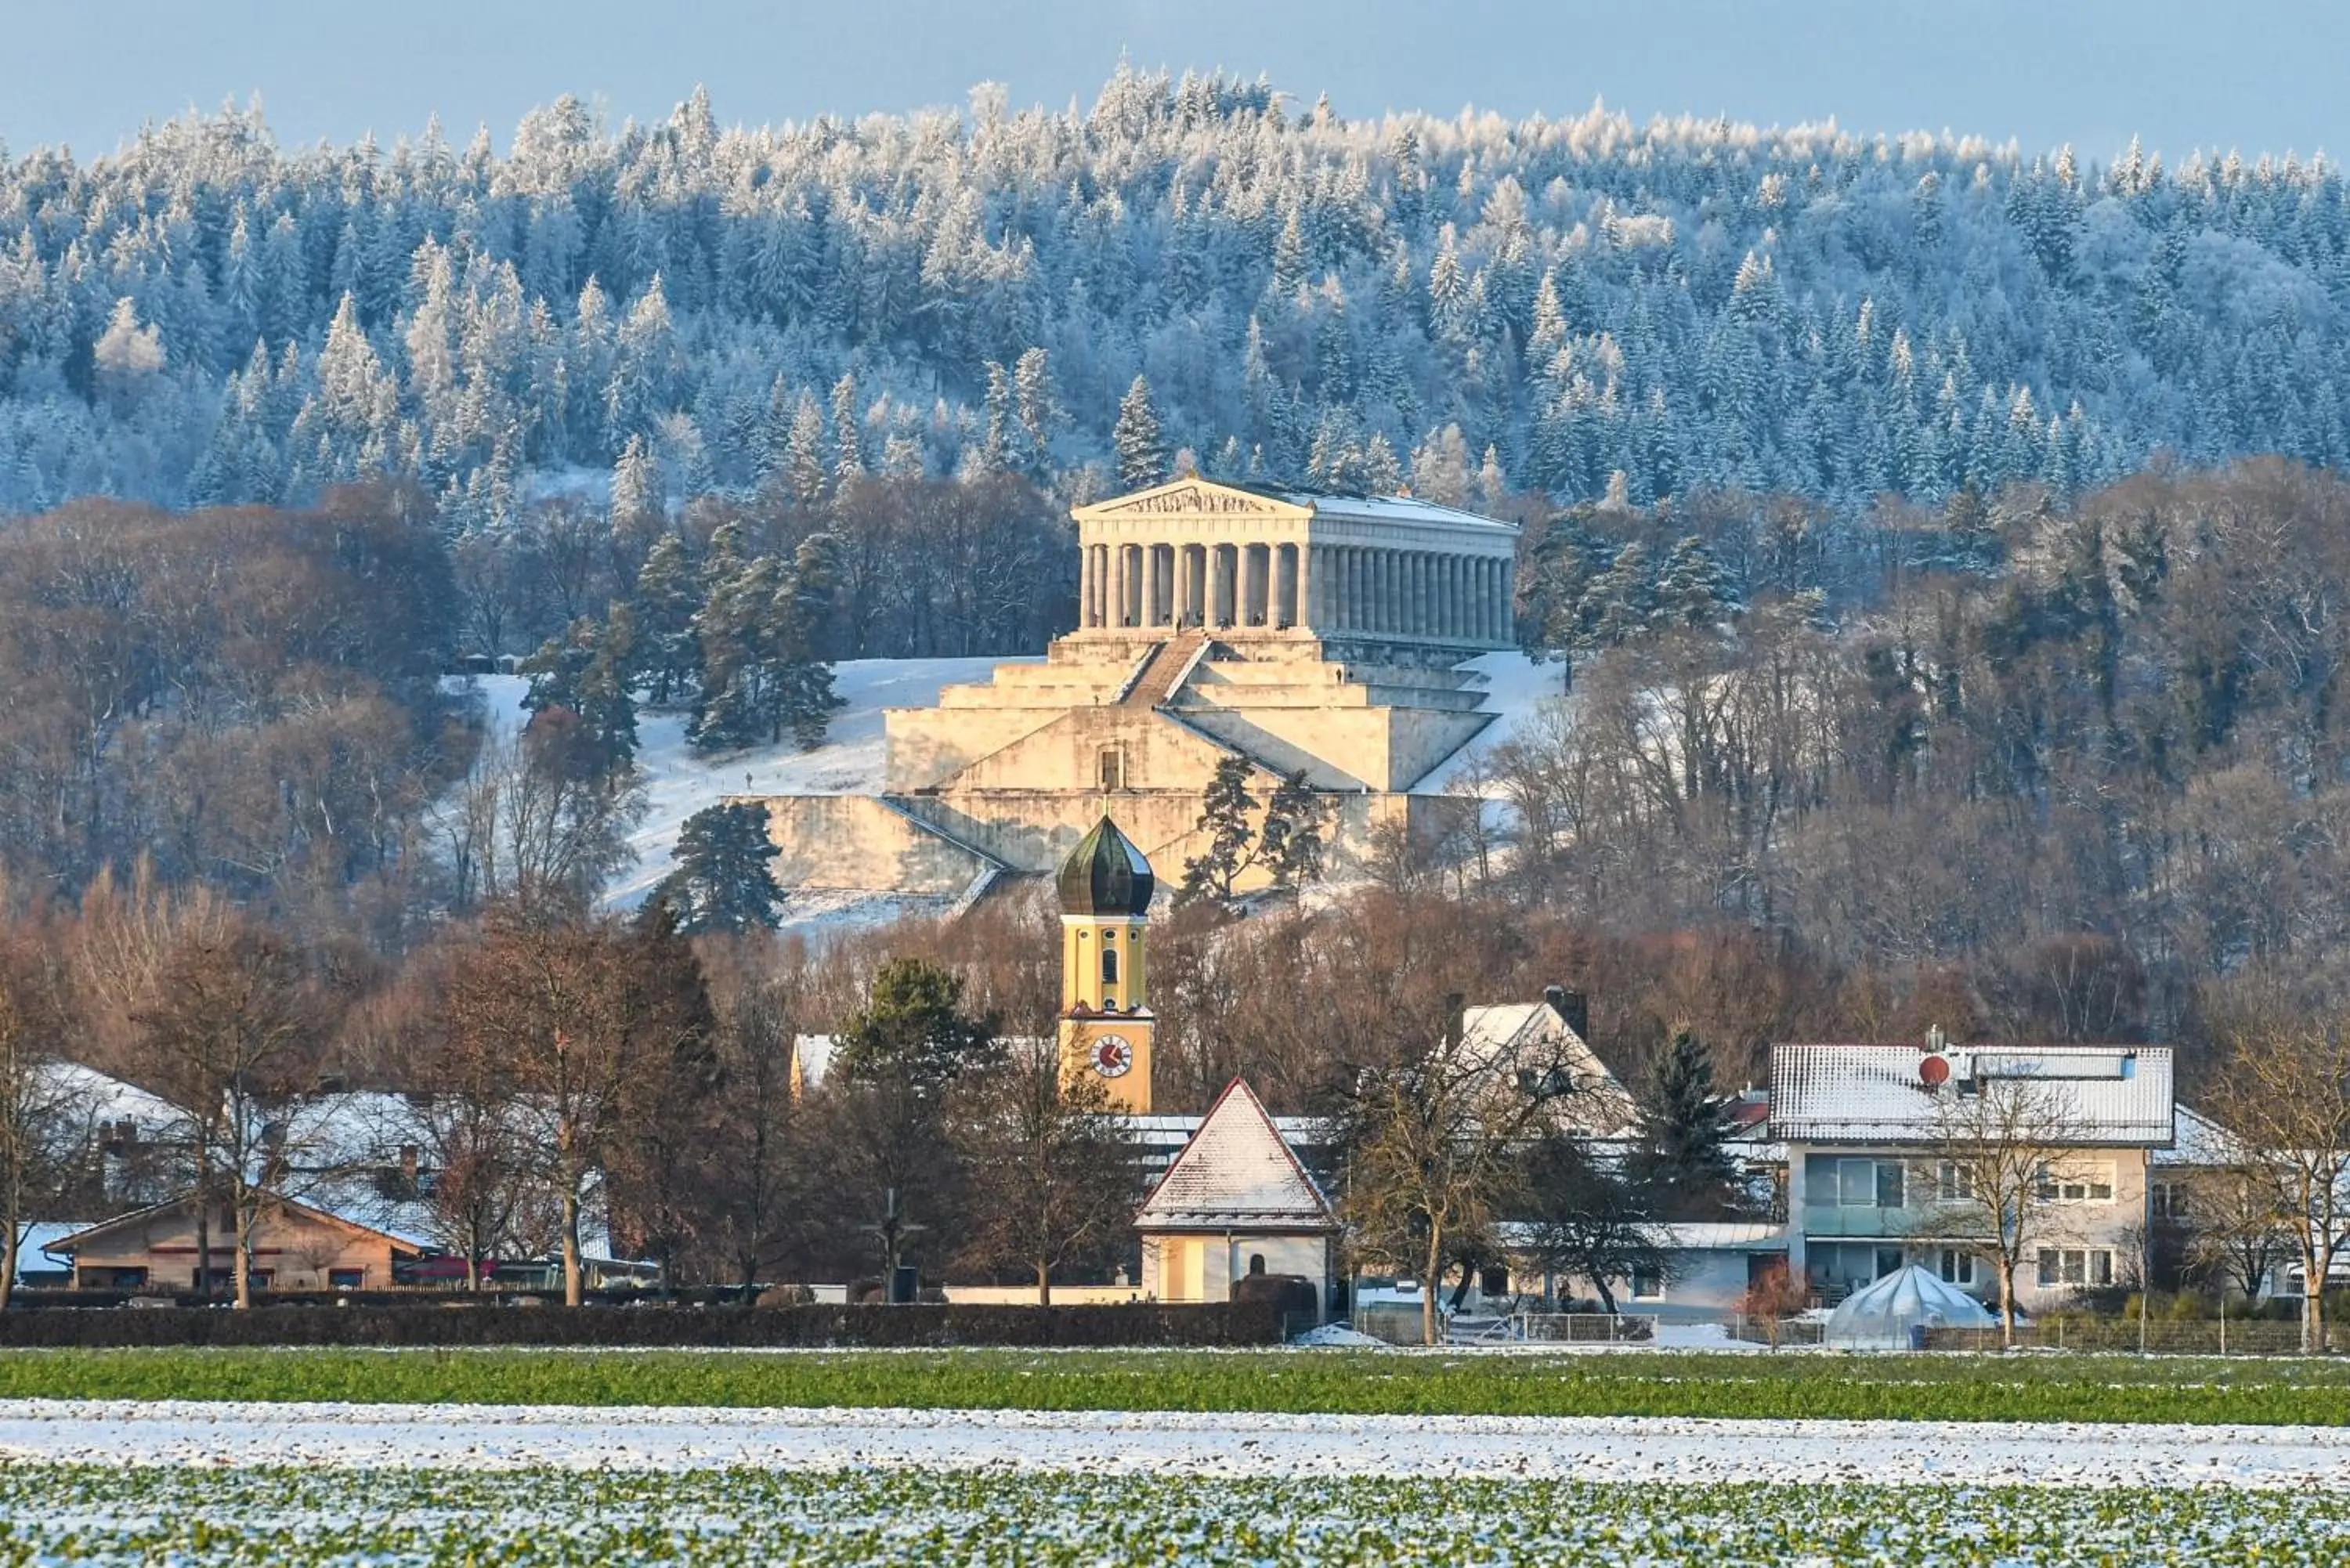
left=328, top=1268, right=365, bottom=1292
left=1939, top=1249, right=1976, bottom=1286
left=1831, top=1157, right=1905, bottom=1209
left=245, top=1270, right=273, bottom=1292
left=2150, top=1182, right=2184, bottom=1220
left=1937, top=1162, right=1976, bottom=1202
left=1837, top=1158, right=1875, bottom=1207
left=2037, top=1248, right=2113, bottom=1288
left=1097, top=746, right=1126, bottom=792
left=2036, top=1162, right=2116, bottom=1203
left=1480, top=1266, right=1509, bottom=1297
left=1630, top=1268, right=1665, bottom=1301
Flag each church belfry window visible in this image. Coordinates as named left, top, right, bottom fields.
left=1101, top=936, right=1119, bottom=986
left=1097, top=746, right=1126, bottom=792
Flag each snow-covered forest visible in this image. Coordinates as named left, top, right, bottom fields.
left=0, top=67, right=2342, bottom=521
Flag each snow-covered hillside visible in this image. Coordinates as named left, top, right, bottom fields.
left=453, top=652, right=1550, bottom=927
left=452, top=657, right=1032, bottom=915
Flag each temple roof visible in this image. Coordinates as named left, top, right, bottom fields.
left=1057, top=815, right=1155, bottom=917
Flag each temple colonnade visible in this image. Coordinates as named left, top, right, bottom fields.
left=1077, top=540, right=1514, bottom=643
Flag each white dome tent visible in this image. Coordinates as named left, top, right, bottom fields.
left=1824, top=1264, right=1998, bottom=1350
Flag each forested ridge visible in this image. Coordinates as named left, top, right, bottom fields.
left=3, top=74, right=2350, bottom=1108
left=0, top=67, right=2345, bottom=522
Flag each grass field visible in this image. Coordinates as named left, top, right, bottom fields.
left=0, top=1465, right=2341, bottom=1566
left=5, top=1346, right=2350, bottom=1424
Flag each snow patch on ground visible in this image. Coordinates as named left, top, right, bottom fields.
left=1289, top=1324, right=1389, bottom=1348
left=1412, top=651, right=1569, bottom=795
left=5, top=1401, right=2347, bottom=1487
left=450, top=656, right=1029, bottom=915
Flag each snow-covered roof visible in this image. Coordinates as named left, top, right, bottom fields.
left=42, top=1062, right=184, bottom=1129
left=1654, top=1221, right=1787, bottom=1251
left=1771, top=1044, right=2173, bottom=1147
left=1263, top=486, right=1520, bottom=536
left=1457, top=1000, right=1636, bottom=1133
left=1135, top=1078, right=1337, bottom=1234
left=2157, top=1104, right=2237, bottom=1168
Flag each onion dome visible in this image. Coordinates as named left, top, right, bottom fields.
left=1057, top=816, right=1155, bottom=917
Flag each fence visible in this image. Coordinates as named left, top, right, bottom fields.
left=1513, top=1312, right=1660, bottom=1345
left=1347, top=1304, right=1661, bottom=1346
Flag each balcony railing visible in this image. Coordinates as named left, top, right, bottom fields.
left=1799, top=1204, right=1942, bottom=1239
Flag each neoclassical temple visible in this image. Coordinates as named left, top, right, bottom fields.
left=745, top=476, right=1522, bottom=907
left=1072, top=484, right=1517, bottom=649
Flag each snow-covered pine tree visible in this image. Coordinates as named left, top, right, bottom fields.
left=1113, top=374, right=1166, bottom=491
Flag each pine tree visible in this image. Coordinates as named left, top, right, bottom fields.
left=653, top=801, right=787, bottom=934
left=786, top=390, right=828, bottom=505
left=632, top=532, right=701, bottom=706
left=774, top=533, right=843, bottom=750
left=1113, top=375, right=1166, bottom=491
left=1625, top=1029, right=1740, bottom=1220
left=1177, top=758, right=1325, bottom=905
left=519, top=612, right=638, bottom=775
left=830, top=373, right=865, bottom=482
left=835, top=958, right=1000, bottom=1096
left=1654, top=536, right=1739, bottom=629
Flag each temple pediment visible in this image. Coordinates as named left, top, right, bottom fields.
left=1072, top=478, right=1311, bottom=522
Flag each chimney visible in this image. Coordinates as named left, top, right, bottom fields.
left=1443, top=993, right=1466, bottom=1049
left=400, top=1144, right=420, bottom=1185
left=1545, top=985, right=1590, bottom=1039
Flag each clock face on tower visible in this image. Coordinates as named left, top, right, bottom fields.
left=1090, top=1035, right=1134, bottom=1078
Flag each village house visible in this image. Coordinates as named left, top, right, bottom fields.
left=54, top=1192, right=426, bottom=1293
left=1134, top=1076, right=1340, bottom=1317
left=1772, top=1040, right=2175, bottom=1308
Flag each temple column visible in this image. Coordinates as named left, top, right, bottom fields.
left=1080, top=542, right=1097, bottom=629
left=1341, top=548, right=1358, bottom=630
left=1379, top=549, right=1395, bottom=634
left=1407, top=552, right=1425, bottom=637
left=1146, top=544, right=1165, bottom=628
left=1295, top=541, right=1314, bottom=633
left=1209, top=544, right=1231, bottom=628
left=1446, top=557, right=1462, bottom=639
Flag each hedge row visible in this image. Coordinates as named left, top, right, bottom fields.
left=0, top=1301, right=1288, bottom=1349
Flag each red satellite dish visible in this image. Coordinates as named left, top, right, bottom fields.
left=1919, top=1053, right=1951, bottom=1087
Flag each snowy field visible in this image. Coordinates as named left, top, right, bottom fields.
left=4, top=1462, right=2343, bottom=1567
left=5, top=1400, right=2349, bottom=1489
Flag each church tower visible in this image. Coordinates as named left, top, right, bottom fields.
left=1056, top=816, right=1155, bottom=1113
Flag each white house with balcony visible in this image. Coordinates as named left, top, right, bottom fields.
left=1771, top=1042, right=2175, bottom=1309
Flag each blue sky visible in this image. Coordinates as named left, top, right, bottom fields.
left=3, top=0, right=2342, bottom=164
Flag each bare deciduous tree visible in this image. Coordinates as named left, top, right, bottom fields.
left=1905, top=1073, right=2096, bottom=1346
left=956, top=1046, right=1140, bottom=1303
left=2201, top=995, right=2350, bottom=1353
left=135, top=922, right=330, bottom=1308
left=1341, top=1004, right=1586, bottom=1346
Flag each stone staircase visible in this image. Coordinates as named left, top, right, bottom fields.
left=1119, top=628, right=1209, bottom=708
